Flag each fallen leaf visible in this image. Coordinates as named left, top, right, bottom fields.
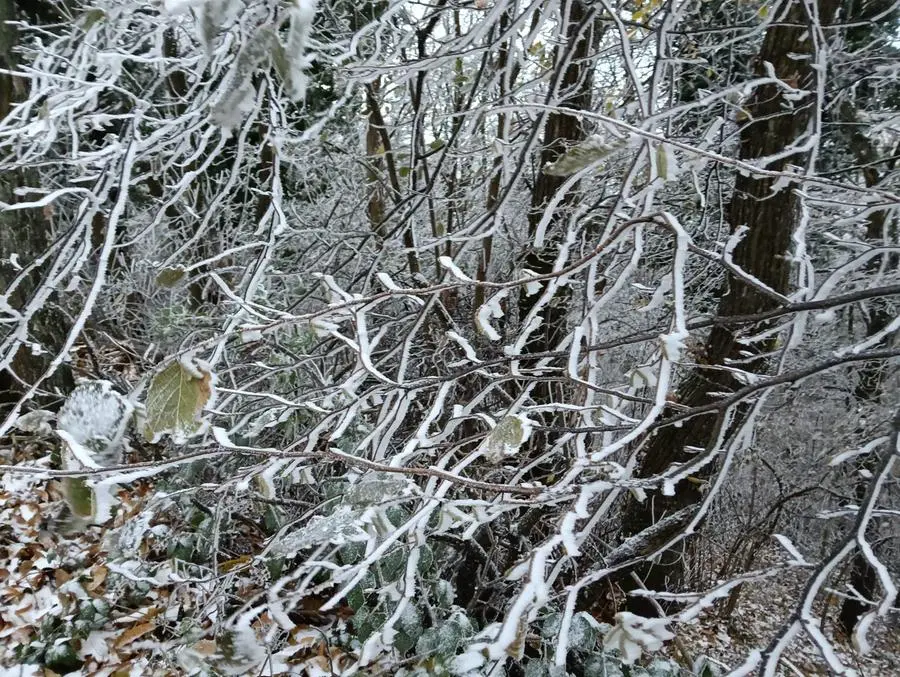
left=114, top=621, right=156, bottom=648
left=86, top=565, right=108, bottom=592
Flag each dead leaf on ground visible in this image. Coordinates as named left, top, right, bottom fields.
left=114, top=620, right=156, bottom=648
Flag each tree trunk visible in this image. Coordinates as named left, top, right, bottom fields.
left=0, top=0, right=74, bottom=410
left=613, top=0, right=840, bottom=616
left=454, top=1, right=598, bottom=618
left=517, top=0, right=597, bottom=433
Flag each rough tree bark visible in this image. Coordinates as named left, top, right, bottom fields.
left=518, top=0, right=596, bottom=361
left=613, top=0, right=841, bottom=616
left=0, top=0, right=74, bottom=409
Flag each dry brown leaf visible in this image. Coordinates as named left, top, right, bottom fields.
left=54, top=568, right=73, bottom=587
left=86, top=564, right=108, bottom=592
left=114, top=605, right=162, bottom=625
left=114, top=620, right=156, bottom=648
left=191, top=639, right=217, bottom=656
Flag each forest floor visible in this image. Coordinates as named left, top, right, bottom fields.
left=670, top=564, right=900, bottom=676
left=3, top=441, right=898, bottom=676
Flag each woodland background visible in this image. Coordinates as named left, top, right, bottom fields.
left=0, top=0, right=898, bottom=675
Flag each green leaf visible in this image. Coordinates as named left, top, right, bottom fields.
left=394, top=630, right=415, bottom=654
left=266, top=557, right=284, bottom=580
left=79, top=8, right=106, bottom=31
left=543, top=135, right=623, bottom=177
left=485, top=415, right=530, bottom=462
left=656, top=144, right=668, bottom=181
left=64, top=477, right=94, bottom=518
left=143, top=359, right=214, bottom=442
left=155, top=265, right=186, bottom=288
left=568, top=611, right=600, bottom=652
left=347, top=586, right=365, bottom=612
left=44, top=641, right=82, bottom=674
left=417, top=543, right=434, bottom=573
left=381, top=548, right=406, bottom=582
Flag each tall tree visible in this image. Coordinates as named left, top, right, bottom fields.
left=0, top=0, right=74, bottom=410
left=616, top=0, right=841, bottom=614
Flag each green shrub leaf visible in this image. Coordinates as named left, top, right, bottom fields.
left=144, top=358, right=215, bottom=442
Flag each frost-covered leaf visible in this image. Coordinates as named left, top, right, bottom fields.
left=485, top=415, right=532, bottom=462
left=541, top=612, right=562, bottom=638
left=12, top=409, right=55, bottom=435
left=568, top=611, right=600, bottom=652
left=271, top=38, right=297, bottom=96
left=78, top=8, right=106, bottom=30
left=44, top=641, right=81, bottom=674
left=398, top=605, right=423, bottom=642
left=416, top=611, right=472, bottom=658
left=544, top=135, right=623, bottom=176
left=655, top=143, right=680, bottom=182
left=211, top=27, right=275, bottom=128
left=583, top=655, right=625, bottom=677
left=689, top=656, right=723, bottom=677
left=603, top=612, right=674, bottom=665
left=524, top=661, right=552, bottom=677
left=434, top=579, right=455, bottom=608
left=199, top=0, right=239, bottom=50
left=279, top=0, right=317, bottom=101
left=63, top=477, right=95, bottom=519
left=343, top=472, right=417, bottom=508
left=155, top=265, right=186, bottom=288
left=475, top=289, right=509, bottom=341
left=271, top=506, right=370, bottom=556
left=144, top=357, right=215, bottom=443
left=58, top=380, right=132, bottom=462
